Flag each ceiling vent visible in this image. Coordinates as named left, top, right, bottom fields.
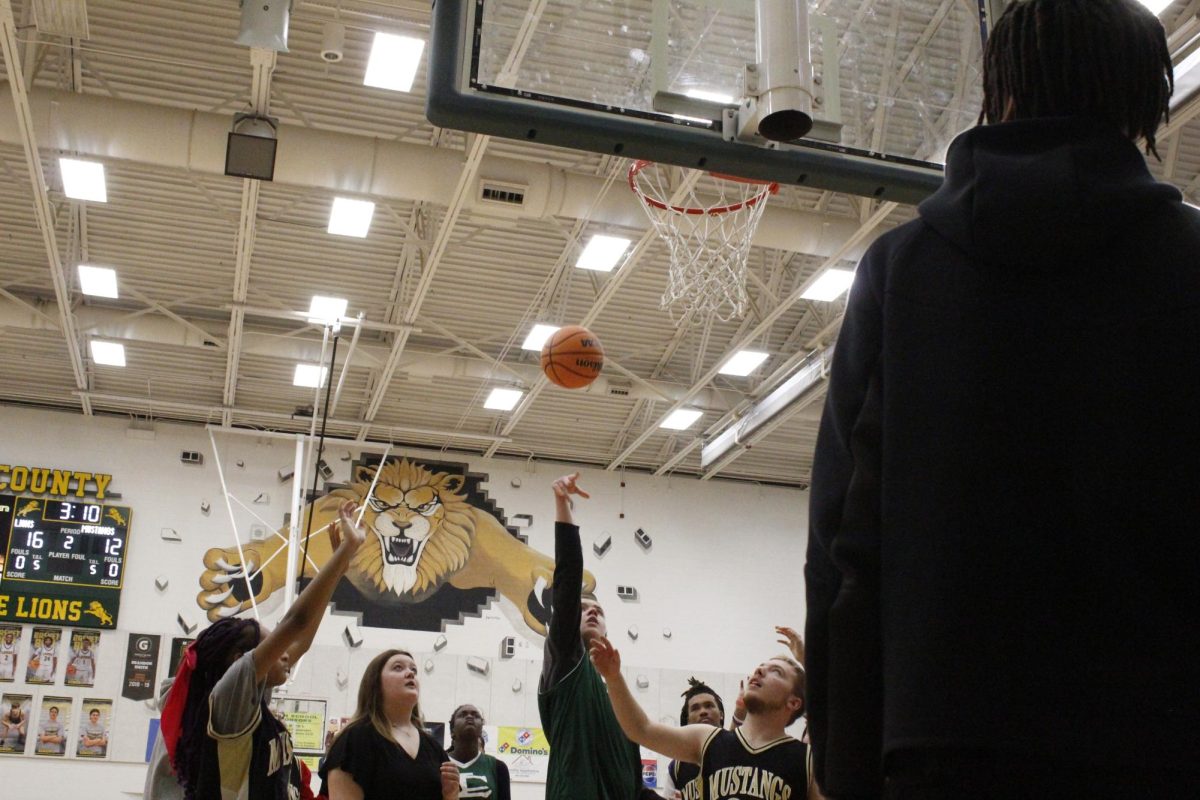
left=32, top=0, right=90, bottom=39
left=478, top=180, right=528, bottom=209
left=605, top=381, right=632, bottom=398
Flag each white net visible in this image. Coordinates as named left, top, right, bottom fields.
left=629, top=161, right=777, bottom=323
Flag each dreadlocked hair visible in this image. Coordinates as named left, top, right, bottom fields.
left=173, top=618, right=262, bottom=800
left=679, top=677, right=725, bottom=727
left=980, top=0, right=1173, bottom=158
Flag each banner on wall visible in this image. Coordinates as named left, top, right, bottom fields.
left=272, top=697, right=327, bottom=753
left=122, top=632, right=161, bottom=701
left=0, top=624, right=20, bottom=682
left=26, top=626, right=61, bottom=684
left=168, top=637, right=194, bottom=678
left=494, top=725, right=551, bottom=783
left=77, top=698, right=113, bottom=759
left=66, top=628, right=100, bottom=687
left=0, top=692, right=31, bottom=754
left=34, top=695, right=71, bottom=756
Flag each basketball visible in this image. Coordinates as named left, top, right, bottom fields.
left=541, top=325, right=605, bottom=389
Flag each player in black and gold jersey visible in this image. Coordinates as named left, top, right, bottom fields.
left=593, top=638, right=819, bottom=800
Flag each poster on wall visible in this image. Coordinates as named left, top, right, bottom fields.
left=122, top=632, right=161, bottom=701
left=26, top=626, right=61, bottom=684
left=168, top=637, right=194, bottom=678
left=272, top=697, right=327, bottom=753
left=324, top=716, right=351, bottom=750
left=0, top=624, right=20, bottom=682
left=66, top=629, right=100, bottom=687
left=34, top=695, right=71, bottom=756
left=0, top=692, right=31, bottom=754
left=76, top=698, right=113, bottom=759
left=193, top=457, right=587, bottom=641
left=494, top=725, right=551, bottom=783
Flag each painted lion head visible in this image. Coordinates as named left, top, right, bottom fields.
left=348, top=459, right=474, bottom=599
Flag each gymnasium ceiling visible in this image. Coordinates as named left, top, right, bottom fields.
left=2, top=0, right=1199, bottom=488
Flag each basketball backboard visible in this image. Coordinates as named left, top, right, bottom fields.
left=428, top=0, right=991, bottom=203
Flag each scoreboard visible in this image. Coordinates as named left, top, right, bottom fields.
left=0, top=495, right=131, bottom=629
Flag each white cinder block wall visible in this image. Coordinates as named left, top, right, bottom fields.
left=0, top=406, right=809, bottom=799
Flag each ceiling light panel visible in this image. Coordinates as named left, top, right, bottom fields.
left=78, top=265, right=118, bottom=298
left=328, top=198, right=375, bottom=238
left=364, top=32, right=425, bottom=92
left=660, top=408, right=703, bottom=430
left=801, top=268, right=856, bottom=302
left=59, top=158, right=107, bottom=202
left=719, top=350, right=769, bottom=377
left=577, top=234, right=631, bottom=272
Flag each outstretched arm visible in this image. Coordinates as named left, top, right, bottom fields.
left=253, top=500, right=365, bottom=681
left=540, top=474, right=590, bottom=689
left=589, top=636, right=713, bottom=764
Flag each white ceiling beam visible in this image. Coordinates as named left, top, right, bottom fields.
left=0, top=0, right=89, bottom=414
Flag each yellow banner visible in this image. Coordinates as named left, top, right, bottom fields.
left=495, top=726, right=551, bottom=783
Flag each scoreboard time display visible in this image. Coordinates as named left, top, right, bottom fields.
left=0, top=492, right=130, bottom=629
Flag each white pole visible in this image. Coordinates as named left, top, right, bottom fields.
left=282, top=434, right=305, bottom=612
left=752, top=0, right=813, bottom=141
left=208, top=428, right=260, bottom=621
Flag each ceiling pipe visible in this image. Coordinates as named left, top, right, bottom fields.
left=0, top=87, right=878, bottom=260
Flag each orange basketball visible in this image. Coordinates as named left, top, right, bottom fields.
left=541, top=325, right=605, bottom=389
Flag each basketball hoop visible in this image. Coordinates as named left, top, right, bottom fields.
left=629, top=160, right=778, bottom=322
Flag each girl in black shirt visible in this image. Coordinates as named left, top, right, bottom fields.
left=321, top=649, right=460, bottom=800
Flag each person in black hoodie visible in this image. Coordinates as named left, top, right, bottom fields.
left=804, top=1, right=1200, bottom=798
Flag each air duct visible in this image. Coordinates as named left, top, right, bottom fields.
left=0, top=87, right=881, bottom=260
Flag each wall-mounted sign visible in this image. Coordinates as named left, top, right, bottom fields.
left=0, top=495, right=131, bottom=629
left=122, top=633, right=160, bottom=701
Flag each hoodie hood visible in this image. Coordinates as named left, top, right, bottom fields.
left=918, top=117, right=1180, bottom=270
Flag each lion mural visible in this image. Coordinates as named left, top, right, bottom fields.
left=197, top=458, right=594, bottom=636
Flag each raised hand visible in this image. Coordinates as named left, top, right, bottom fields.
left=332, top=499, right=367, bottom=556
left=588, top=635, right=622, bottom=679
left=775, top=625, right=805, bottom=663
left=552, top=472, right=591, bottom=500
left=440, top=761, right=461, bottom=800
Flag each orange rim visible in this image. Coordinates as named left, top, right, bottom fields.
left=628, top=160, right=779, bottom=215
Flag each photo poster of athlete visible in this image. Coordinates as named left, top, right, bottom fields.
left=34, top=695, right=72, bottom=756
left=0, top=625, right=21, bottom=683
left=77, top=698, right=112, bottom=759
left=26, top=627, right=61, bottom=685
left=0, top=692, right=31, bottom=754
left=65, top=629, right=100, bottom=688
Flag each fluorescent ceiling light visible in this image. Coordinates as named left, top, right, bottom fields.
left=364, top=32, right=425, bottom=92
left=59, top=158, right=107, bottom=202
left=484, top=388, right=524, bottom=410
left=685, top=89, right=734, bottom=104
left=89, top=340, right=125, bottom=367
left=77, top=265, right=119, bottom=298
left=293, top=364, right=328, bottom=388
left=521, top=323, right=561, bottom=351
left=1137, top=0, right=1174, bottom=14
left=660, top=408, right=703, bottom=430
left=577, top=234, right=631, bottom=272
left=703, top=347, right=831, bottom=469
left=307, top=295, right=348, bottom=324
left=801, top=268, right=856, bottom=302
left=719, top=350, right=770, bottom=377
left=327, top=197, right=375, bottom=238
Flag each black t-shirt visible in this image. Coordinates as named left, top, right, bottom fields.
left=320, top=721, right=448, bottom=800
